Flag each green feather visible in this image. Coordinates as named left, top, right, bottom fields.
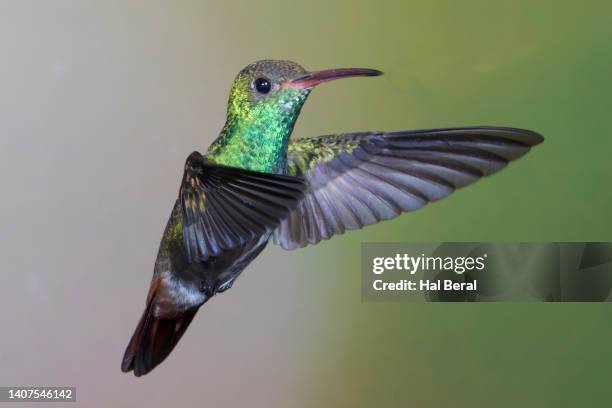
left=207, top=73, right=310, bottom=174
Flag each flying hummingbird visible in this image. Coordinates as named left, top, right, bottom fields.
left=121, top=60, right=543, bottom=376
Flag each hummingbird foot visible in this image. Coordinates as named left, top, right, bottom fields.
left=199, top=280, right=215, bottom=298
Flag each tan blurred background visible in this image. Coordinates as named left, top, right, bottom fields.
left=1, top=1, right=611, bottom=407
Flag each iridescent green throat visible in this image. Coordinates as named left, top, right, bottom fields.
left=207, top=79, right=309, bottom=174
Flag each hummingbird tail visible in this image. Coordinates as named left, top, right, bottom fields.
left=121, top=296, right=199, bottom=377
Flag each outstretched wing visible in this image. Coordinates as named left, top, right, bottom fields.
left=180, top=152, right=305, bottom=262
left=273, top=127, right=543, bottom=250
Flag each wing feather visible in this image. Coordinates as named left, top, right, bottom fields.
left=273, top=127, right=543, bottom=249
left=180, top=152, right=305, bottom=261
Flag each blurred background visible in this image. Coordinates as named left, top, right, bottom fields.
left=1, top=1, right=611, bottom=407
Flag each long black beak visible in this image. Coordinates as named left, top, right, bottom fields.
left=288, top=68, right=383, bottom=89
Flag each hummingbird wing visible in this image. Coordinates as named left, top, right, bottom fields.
left=180, top=152, right=305, bottom=262
left=273, top=127, right=543, bottom=249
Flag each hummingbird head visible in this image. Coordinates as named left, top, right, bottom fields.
left=211, top=60, right=382, bottom=172
left=225, top=60, right=382, bottom=123
left=223, top=60, right=309, bottom=127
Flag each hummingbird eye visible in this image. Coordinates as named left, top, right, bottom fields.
left=253, top=77, right=271, bottom=94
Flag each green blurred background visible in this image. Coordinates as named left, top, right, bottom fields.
left=1, top=1, right=611, bottom=407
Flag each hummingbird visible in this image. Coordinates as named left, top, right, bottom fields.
left=121, top=60, right=543, bottom=376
